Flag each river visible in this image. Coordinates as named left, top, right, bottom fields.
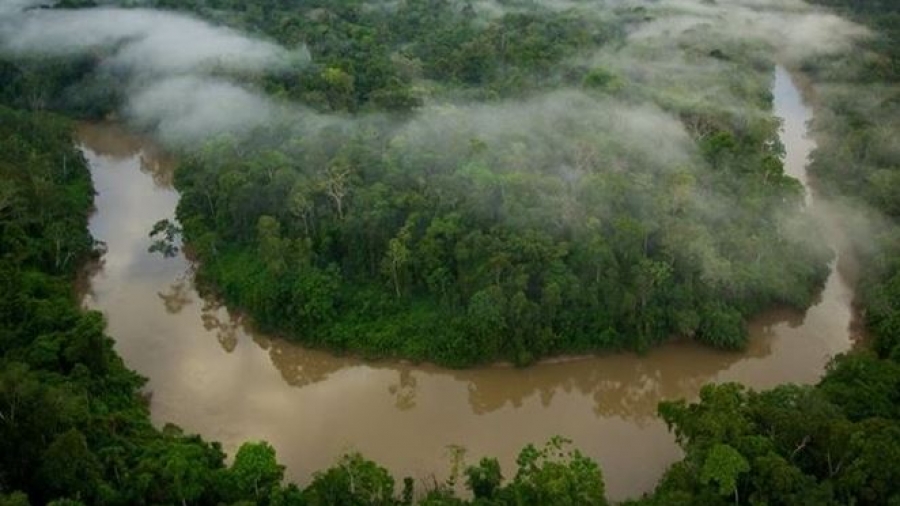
left=78, top=66, right=855, bottom=501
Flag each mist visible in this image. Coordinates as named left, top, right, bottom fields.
left=0, top=0, right=878, bottom=260
left=125, top=76, right=280, bottom=145
left=626, top=0, right=869, bottom=63
left=0, top=0, right=869, bottom=150
left=0, top=2, right=307, bottom=142
left=0, top=0, right=51, bottom=16
left=392, top=90, right=693, bottom=178
left=1, top=7, right=304, bottom=73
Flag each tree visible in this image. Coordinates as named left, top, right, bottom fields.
left=465, top=457, right=502, bottom=500
left=0, top=492, right=30, bottom=506
left=303, top=453, right=396, bottom=506
left=837, top=419, right=900, bottom=504
left=466, top=286, right=506, bottom=358
left=700, top=444, right=749, bottom=504
left=288, top=182, right=315, bottom=237
left=506, top=437, right=608, bottom=506
left=322, top=67, right=356, bottom=111
left=696, top=303, right=746, bottom=350
left=257, top=216, right=288, bottom=274
left=819, top=352, right=900, bottom=421
left=38, top=430, right=102, bottom=504
left=322, top=158, right=352, bottom=220
left=159, top=442, right=215, bottom=506
left=383, top=227, right=411, bottom=299
left=229, top=442, right=285, bottom=502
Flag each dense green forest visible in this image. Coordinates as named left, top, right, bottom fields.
left=162, top=0, right=830, bottom=366
left=627, top=0, right=900, bottom=503
left=1, top=0, right=900, bottom=504
left=801, top=0, right=900, bottom=361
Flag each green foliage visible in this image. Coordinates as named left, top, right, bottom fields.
left=0, top=0, right=833, bottom=370
left=504, top=437, right=608, bottom=506
left=38, top=429, right=103, bottom=501
left=303, top=453, right=397, bottom=506
left=819, top=352, right=900, bottom=421
left=803, top=0, right=900, bottom=362
left=0, top=105, right=300, bottom=505
left=642, top=366, right=900, bottom=506
left=699, top=444, right=748, bottom=499
left=696, top=303, right=746, bottom=350
left=465, top=458, right=503, bottom=500
left=229, top=442, right=286, bottom=502
left=0, top=493, right=30, bottom=506
left=170, top=29, right=827, bottom=366
left=582, top=68, right=622, bottom=92
left=2, top=2, right=899, bottom=506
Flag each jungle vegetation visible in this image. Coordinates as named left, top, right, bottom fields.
left=0, top=0, right=899, bottom=505
left=168, top=0, right=827, bottom=366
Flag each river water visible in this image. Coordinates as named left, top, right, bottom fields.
left=79, top=67, right=855, bottom=501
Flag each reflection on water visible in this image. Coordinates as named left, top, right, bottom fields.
left=159, top=279, right=193, bottom=314
left=77, top=68, right=854, bottom=502
left=201, top=299, right=242, bottom=353
left=78, top=122, right=175, bottom=188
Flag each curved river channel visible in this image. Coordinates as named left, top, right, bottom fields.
left=79, top=67, right=856, bottom=501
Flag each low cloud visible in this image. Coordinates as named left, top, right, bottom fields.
left=0, top=3, right=308, bottom=143
left=396, top=90, right=693, bottom=172
left=126, top=76, right=279, bottom=145
left=625, top=0, right=869, bottom=63
left=1, top=7, right=305, bottom=74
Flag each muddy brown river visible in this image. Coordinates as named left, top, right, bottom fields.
left=79, top=67, right=855, bottom=501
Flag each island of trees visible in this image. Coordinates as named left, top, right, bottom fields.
left=0, top=0, right=898, bottom=504
left=171, top=0, right=828, bottom=367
